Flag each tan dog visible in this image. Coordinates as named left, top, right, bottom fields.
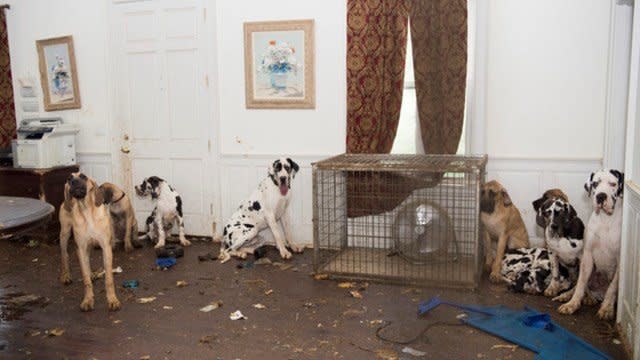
left=98, top=182, right=140, bottom=252
left=59, top=173, right=120, bottom=312
left=480, top=180, right=530, bottom=283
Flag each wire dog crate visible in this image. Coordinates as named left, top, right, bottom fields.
left=312, top=154, right=487, bottom=288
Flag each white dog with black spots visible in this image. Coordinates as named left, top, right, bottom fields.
left=217, top=158, right=303, bottom=263
left=135, top=176, right=191, bottom=249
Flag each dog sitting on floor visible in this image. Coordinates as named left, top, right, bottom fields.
left=480, top=180, right=530, bottom=283
left=501, top=247, right=571, bottom=294
left=98, top=182, right=140, bottom=252
left=59, top=173, right=120, bottom=311
left=216, top=157, right=303, bottom=263
left=135, top=176, right=191, bottom=249
left=557, top=169, right=624, bottom=320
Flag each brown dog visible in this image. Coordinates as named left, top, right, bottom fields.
left=480, top=180, right=530, bottom=283
left=59, top=173, right=120, bottom=311
left=98, top=182, right=140, bottom=252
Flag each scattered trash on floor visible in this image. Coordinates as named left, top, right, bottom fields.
left=199, top=333, right=217, bottom=344
left=456, top=313, right=467, bottom=319
left=32, top=258, right=38, bottom=262
left=264, top=289, right=274, bottom=296
left=229, top=310, right=247, bottom=320
left=402, top=346, right=426, bottom=357
left=26, top=239, right=39, bottom=248
left=113, top=320, right=122, bottom=324
left=113, top=266, right=123, bottom=273
left=375, top=348, right=399, bottom=359
left=254, top=257, right=272, bottom=265
left=46, top=328, right=65, bottom=337
left=156, top=257, right=176, bottom=269
left=163, top=306, right=173, bottom=310
left=350, top=290, right=363, bottom=299
left=122, top=280, right=139, bottom=289
left=136, top=297, right=157, bottom=304
left=613, top=339, right=622, bottom=345
left=92, top=266, right=124, bottom=280
left=252, top=303, right=266, bottom=309
left=338, top=282, right=356, bottom=289
left=199, top=301, right=223, bottom=313
left=313, top=274, right=329, bottom=280
left=25, top=329, right=40, bottom=337
left=7, top=294, right=43, bottom=306
left=140, top=355, right=151, bottom=360
left=490, top=344, right=518, bottom=351
left=272, top=262, right=293, bottom=271
left=197, top=253, right=217, bottom=262
left=176, top=280, right=188, bottom=287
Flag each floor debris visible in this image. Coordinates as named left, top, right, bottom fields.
left=199, top=301, right=223, bottom=313
left=313, top=273, right=329, bottom=280
left=375, top=348, right=398, bottom=359
left=402, top=346, right=426, bottom=357
left=490, top=344, right=518, bottom=351
left=350, top=290, right=363, bottom=299
left=229, top=310, right=247, bottom=320
left=176, top=280, right=188, bottom=287
left=338, top=282, right=356, bottom=289
left=136, top=297, right=157, bottom=304
left=197, top=253, right=217, bottom=262
left=252, top=303, right=266, bottom=309
left=122, top=280, right=139, bottom=289
left=46, top=328, right=65, bottom=337
left=163, top=306, right=173, bottom=310
left=7, top=294, right=43, bottom=306
left=264, top=289, right=274, bottom=296
left=254, top=258, right=272, bottom=265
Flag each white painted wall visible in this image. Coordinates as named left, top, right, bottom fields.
left=485, top=0, right=610, bottom=159
left=6, top=0, right=111, bottom=155
left=215, top=0, right=346, bottom=156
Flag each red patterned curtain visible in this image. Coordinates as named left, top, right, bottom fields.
left=346, top=0, right=408, bottom=154
left=410, top=0, right=467, bottom=154
left=0, top=8, right=14, bottom=149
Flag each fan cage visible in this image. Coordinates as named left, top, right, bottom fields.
left=312, top=154, right=487, bottom=288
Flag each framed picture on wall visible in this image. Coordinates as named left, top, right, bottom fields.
left=36, top=35, right=81, bottom=111
left=244, top=19, right=315, bottom=109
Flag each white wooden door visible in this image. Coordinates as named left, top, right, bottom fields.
left=111, top=0, right=214, bottom=236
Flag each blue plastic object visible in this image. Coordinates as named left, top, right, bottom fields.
left=418, top=297, right=611, bottom=360
left=122, top=280, right=139, bottom=289
left=156, top=257, right=176, bottom=269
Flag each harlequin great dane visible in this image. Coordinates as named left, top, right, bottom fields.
left=217, top=157, right=303, bottom=263
left=556, top=169, right=624, bottom=320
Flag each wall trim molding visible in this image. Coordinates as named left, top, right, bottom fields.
left=603, top=1, right=633, bottom=170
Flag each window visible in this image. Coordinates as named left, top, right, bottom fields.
left=391, top=27, right=466, bottom=155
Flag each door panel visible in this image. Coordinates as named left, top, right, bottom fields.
left=112, top=0, right=212, bottom=236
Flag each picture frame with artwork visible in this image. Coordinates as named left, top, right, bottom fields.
left=36, top=35, right=81, bottom=111
left=244, top=19, right=315, bottom=109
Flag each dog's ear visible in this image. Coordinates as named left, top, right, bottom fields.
left=62, top=182, right=72, bottom=212
left=286, top=158, right=299, bottom=178
left=568, top=204, right=577, bottom=218
left=532, top=197, right=544, bottom=211
left=501, top=190, right=513, bottom=207
left=93, top=181, right=105, bottom=207
left=269, top=159, right=281, bottom=177
left=584, top=172, right=595, bottom=197
left=99, top=184, right=114, bottom=204
left=610, top=169, right=625, bottom=197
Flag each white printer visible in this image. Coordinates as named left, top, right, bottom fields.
left=11, top=117, right=80, bottom=169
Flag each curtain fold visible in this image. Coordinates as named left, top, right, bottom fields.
left=0, top=8, right=14, bottom=149
left=410, top=0, right=467, bottom=155
left=346, top=0, right=408, bottom=154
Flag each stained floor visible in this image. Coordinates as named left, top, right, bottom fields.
left=0, top=238, right=628, bottom=359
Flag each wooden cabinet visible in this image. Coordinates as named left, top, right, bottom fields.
left=0, top=165, right=79, bottom=237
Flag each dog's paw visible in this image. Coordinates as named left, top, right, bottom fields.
left=558, top=301, right=580, bottom=315
left=289, top=244, right=304, bottom=253
left=544, top=285, right=559, bottom=298
left=597, top=305, right=614, bottom=320
left=80, top=297, right=95, bottom=312
left=60, top=272, right=72, bottom=285
left=489, top=271, right=502, bottom=284
left=279, top=248, right=292, bottom=260
left=552, top=291, right=573, bottom=303
left=154, top=242, right=164, bottom=249
left=107, top=296, right=121, bottom=311
left=180, top=238, right=192, bottom=247
left=219, top=252, right=231, bottom=264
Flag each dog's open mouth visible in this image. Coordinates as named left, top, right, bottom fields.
left=279, top=183, right=288, bottom=196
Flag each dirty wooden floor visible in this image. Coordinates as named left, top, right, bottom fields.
left=0, top=239, right=628, bottom=359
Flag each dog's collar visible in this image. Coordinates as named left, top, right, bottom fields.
left=112, top=192, right=126, bottom=204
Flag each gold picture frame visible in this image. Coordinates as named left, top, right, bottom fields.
left=36, top=35, right=81, bottom=111
left=244, top=19, right=315, bottom=109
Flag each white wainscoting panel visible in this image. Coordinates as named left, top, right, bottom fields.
left=487, top=157, right=602, bottom=244
left=218, top=155, right=325, bottom=246
left=618, top=181, right=640, bottom=354
left=77, top=153, right=113, bottom=185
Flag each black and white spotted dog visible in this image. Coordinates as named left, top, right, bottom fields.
left=539, top=198, right=585, bottom=297
left=135, top=176, right=191, bottom=249
left=501, top=247, right=571, bottom=294
left=217, top=158, right=303, bottom=263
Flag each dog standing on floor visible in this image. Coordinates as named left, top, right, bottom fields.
left=135, top=176, right=191, bottom=249
left=99, top=182, right=140, bottom=252
left=59, top=173, right=120, bottom=311
left=480, top=180, right=530, bottom=283
left=557, top=170, right=624, bottom=320
left=217, top=158, right=303, bottom=263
